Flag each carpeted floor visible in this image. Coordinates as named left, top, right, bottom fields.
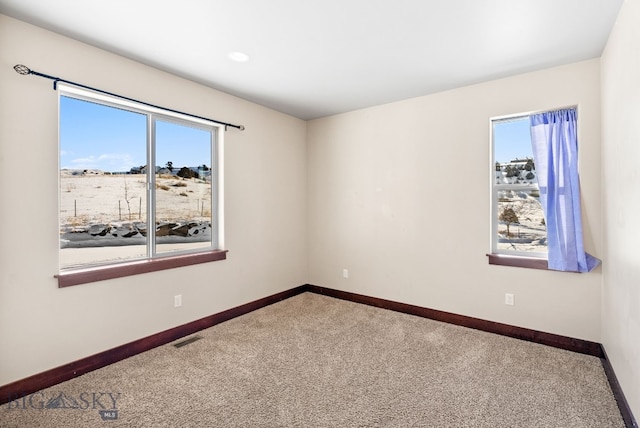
left=0, top=292, right=625, bottom=427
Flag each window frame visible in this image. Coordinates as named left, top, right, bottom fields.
left=488, top=112, right=548, bottom=270
left=57, top=84, right=226, bottom=286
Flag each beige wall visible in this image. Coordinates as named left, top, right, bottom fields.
left=307, top=60, right=603, bottom=342
left=601, top=0, right=640, bottom=418
left=0, top=15, right=308, bottom=385
left=4, top=10, right=636, bottom=414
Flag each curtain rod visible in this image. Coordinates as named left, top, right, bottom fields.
left=13, top=64, right=245, bottom=131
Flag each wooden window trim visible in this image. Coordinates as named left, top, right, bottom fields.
left=487, top=253, right=548, bottom=270
left=56, top=250, right=227, bottom=287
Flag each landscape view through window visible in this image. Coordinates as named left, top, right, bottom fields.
left=493, top=116, right=547, bottom=255
left=59, top=94, right=216, bottom=269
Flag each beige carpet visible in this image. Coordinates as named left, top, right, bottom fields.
left=0, top=292, right=625, bottom=427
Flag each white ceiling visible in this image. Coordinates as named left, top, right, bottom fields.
left=0, top=0, right=623, bottom=120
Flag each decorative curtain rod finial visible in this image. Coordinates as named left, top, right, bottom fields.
left=14, top=64, right=31, bottom=75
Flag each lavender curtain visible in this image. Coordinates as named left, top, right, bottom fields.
left=529, top=108, right=600, bottom=272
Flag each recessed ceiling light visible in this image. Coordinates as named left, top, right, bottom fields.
left=228, top=51, right=249, bottom=62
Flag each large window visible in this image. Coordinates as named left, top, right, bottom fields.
left=491, top=115, right=547, bottom=260
left=59, top=84, right=225, bottom=284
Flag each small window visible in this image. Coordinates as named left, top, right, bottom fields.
left=59, top=84, right=224, bottom=282
left=491, top=115, right=547, bottom=259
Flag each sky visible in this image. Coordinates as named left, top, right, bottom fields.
left=60, top=94, right=532, bottom=172
left=60, top=96, right=213, bottom=172
left=493, top=117, right=533, bottom=164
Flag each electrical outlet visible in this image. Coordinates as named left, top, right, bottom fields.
left=505, top=293, right=515, bottom=306
left=174, top=294, right=182, bottom=308
left=342, top=269, right=349, bottom=279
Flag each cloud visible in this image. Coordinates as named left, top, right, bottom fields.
left=65, top=153, right=137, bottom=172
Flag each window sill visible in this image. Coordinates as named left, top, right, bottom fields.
left=487, top=253, right=548, bottom=270
left=56, top=250, right=228, bottom=287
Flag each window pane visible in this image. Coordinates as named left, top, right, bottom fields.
left=496, top=189, right=546, bottom=252
left=60, top=96, right=148, bottom=269
left=154, top=119, right=213, bottom=255
left=493, top=117, right=547, bottom=255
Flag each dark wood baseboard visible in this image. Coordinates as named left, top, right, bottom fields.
left=600, top=347, right=639, bottom=428
left=0, top=285, right=307, bottom=405
left=305, top=284, right=603, bottom=356
left=2, top=282, right=636, bottom=428
left=304, top=284, right=636, bottom=428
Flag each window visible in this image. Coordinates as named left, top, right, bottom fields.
left=58, top=84, right=225, bottom=285
left=490, top=115, right=547, bottom=267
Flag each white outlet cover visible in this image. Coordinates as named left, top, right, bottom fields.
left=505, top=293, right=514, bottom=306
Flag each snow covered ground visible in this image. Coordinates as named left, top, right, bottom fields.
left=59, top=170, right=213, bottom=268
left=496, top=190, right=547, bottom=253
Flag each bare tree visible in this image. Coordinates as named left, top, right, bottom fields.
left=123, top=176, right=135, bottom=220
